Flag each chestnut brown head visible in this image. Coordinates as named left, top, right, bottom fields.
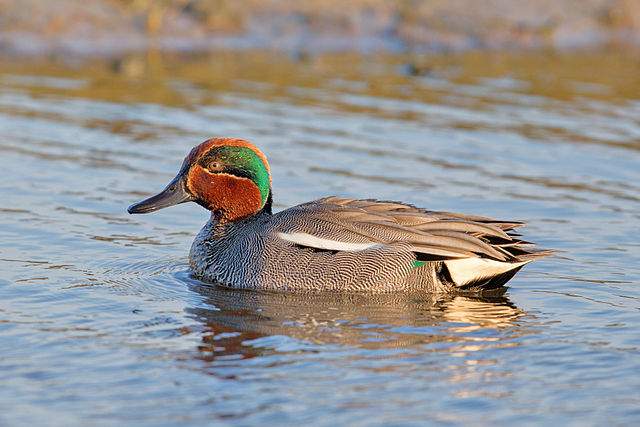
left=128, top=138, right=272, bottom=222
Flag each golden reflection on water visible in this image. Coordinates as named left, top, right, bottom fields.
left=443, top=296, right=523, bottom=331
left=2, top=49, right=639, bottom=164
left=2, top=49, right=640, bottom=105
left=187, top=285, right=523, bottom=362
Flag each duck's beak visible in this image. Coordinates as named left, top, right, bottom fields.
left=127, top=173, right=194, bottom=214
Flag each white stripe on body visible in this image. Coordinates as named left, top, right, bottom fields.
left=277, top=232, right=380, bottom=252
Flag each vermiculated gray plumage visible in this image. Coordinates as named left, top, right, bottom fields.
left=189, top=197, right=551, bottom=292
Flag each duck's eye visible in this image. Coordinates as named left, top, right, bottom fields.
left=207, top=161, right=223, bottom=171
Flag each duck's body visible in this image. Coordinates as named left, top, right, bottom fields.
left=129, top=138, right=550, bottom=293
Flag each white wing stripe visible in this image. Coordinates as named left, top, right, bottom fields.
left=277, top=232, right=379, bottom=252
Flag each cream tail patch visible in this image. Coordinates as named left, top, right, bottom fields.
left=444, top=258, right=531, bottom=286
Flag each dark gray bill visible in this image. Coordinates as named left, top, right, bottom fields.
left=127, top=175, right=193, bottom=214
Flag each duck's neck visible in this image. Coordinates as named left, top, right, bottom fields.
left=211, top=191, right=273, bottom=225
left=262, top=191, right=273, bottom=215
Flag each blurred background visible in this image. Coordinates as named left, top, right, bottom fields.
left=2, top=0, right=640, bottom=54
left=1, top=1, right=640, bottom=426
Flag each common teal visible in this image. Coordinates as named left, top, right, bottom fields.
left=128, top=138, right=550, bottom=292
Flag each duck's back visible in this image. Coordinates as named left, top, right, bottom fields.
left=190, top=197, right=550, bottom=292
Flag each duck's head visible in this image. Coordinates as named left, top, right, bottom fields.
left=128, top=137, right=272, bottom=222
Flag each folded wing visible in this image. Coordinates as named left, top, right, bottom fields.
left=275, top=196, right=551, bottom=289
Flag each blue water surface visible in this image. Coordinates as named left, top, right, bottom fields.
left=0, top=51, right=639, bottom=426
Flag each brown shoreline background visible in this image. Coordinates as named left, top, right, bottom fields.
left=1, top=0, right=640, bottom=56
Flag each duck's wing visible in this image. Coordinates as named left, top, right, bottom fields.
left=273, top=196, right=552, bottom=288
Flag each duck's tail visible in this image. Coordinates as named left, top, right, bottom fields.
left=442, top=249, right=553, bottom=292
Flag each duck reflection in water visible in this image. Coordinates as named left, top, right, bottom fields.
left=184, top=284, right=524, bottom=362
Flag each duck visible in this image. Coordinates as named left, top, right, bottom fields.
left=128, top=137, right=551, bottom=293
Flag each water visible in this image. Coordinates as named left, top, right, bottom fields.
left=1, top=50, right=639, bottom=426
